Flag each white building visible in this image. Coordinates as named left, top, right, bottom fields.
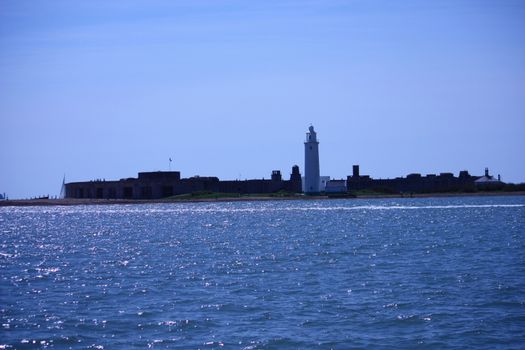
left=319, top=176, right=330, bottom=192
left=325, top=179, right=347, bottom=193
left=302, top=175, right=330, bottom=192
left=475, top=167, right=503, bottom=189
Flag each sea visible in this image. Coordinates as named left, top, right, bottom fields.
left=1, top=196, right=524, bottom=349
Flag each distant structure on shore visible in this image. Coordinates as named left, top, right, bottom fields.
left=65, top=167, right=302, bottom=199
left=345, top=165, right=504, bottom=193
left=64, top=125, right=506, bottom=199
left=304, top=125, right=320, bottom=195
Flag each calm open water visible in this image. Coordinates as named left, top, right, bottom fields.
left=1, top=196, right=524, bottom=349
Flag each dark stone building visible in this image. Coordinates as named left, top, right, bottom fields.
left=346, top=165, right=499, bottom=193
left=65, top=166, right=302, bottom=199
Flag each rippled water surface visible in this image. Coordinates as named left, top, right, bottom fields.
left=1, top=196, right=524, bottom=349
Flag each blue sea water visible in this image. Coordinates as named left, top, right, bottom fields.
left=1, top=196, right=524, bottom=349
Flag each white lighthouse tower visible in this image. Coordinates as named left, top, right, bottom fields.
left=304, top=125, right=320, bottom=195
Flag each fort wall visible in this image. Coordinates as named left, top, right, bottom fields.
left=346, top=165, right=498, bottom=193
left=65, top=166, right=302, bottom=199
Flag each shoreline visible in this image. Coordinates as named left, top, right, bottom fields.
left=1, top=191, right=524, bottom=207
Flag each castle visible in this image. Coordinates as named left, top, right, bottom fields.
left=346, top=165, right=503, bottom=193
left=65, top=166, right=302, bottom=199
left=65, top=126, right=503, bottom=199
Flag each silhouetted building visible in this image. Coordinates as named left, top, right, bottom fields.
left=64, top=125, right=507, bottom=199
left=346, top=165, right=502, bottom=193
left=65, top=166, right=302, bottom=199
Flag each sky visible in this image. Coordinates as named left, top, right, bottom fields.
left=1, top=0, right=524, bottom=199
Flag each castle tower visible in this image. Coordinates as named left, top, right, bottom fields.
left=304, top=125, right=320, bottom=194
left=289, top=165, right=302, bottom=193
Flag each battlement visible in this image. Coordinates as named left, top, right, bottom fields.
left=65, top=166, right=302, bottom=199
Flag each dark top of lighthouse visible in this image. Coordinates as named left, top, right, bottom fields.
left=306, top=125, right=318, bottom=142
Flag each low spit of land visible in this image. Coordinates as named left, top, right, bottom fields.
left=1, top=191, right=524, bottom=207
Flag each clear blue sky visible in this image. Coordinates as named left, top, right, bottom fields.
left=1, top=0, right=524, bottom=199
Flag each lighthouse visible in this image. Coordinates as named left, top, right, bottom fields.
left=304, top=125, right=320, bottom=195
